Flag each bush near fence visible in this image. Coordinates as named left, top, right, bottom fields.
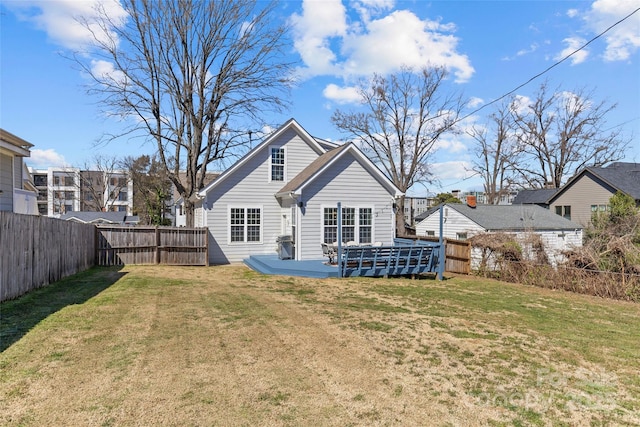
left=0, top=212, right=95, bottom=301
left=476, top=261, right=640, bottom=302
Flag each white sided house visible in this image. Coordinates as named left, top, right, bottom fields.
left=194, top=119, right=403, bottom=265
left=416, top=203, right=583, bottom=266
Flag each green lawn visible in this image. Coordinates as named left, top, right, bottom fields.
left=1, top=265, right=639, bottom=426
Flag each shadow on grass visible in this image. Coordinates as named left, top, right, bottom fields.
left=0, top=266, right=126, bottom=352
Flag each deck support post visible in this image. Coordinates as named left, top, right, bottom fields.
left=437, top=204, right=445, bottom=281
left=337, top=202, right=342, bottom=278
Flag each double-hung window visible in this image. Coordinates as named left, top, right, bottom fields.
left=359, top=208, right=372, bottom=244
left=270, top=147, right=285, bottom=182
left=322, top=206, right=373, bottom=244
left=230, top=207, right=262, bottom=243
left=323, top=208, right=338, bottom=244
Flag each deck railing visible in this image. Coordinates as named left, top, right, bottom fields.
left=339, top=239, right=441, bottom=277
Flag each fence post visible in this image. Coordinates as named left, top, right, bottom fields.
left=155, top=227, right=160, bottom=264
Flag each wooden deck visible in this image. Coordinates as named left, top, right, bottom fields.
left=244, top=239, right=442, bottom=279
left=244, top=255, right=339, bottom=278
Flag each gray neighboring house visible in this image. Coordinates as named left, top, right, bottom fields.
left=194, top=118, right=403, bottom=265
left=415, top=202, right=583, bottom=266
left=547, top=162, right=640, bottom=226
left=0, top=129, right=38, bottom=215
left=60, top=211, right=139, bottom=225
left=512, top=188, right=558, bottom=208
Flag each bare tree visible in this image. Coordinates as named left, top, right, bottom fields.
left=123, top=154, right=173, bottom=225
left=78, top=154, right=130, bottom=213
left=50, top=155, right=130, bottom=214
left=468, top=101, right=520, bottom=204
left=510, top=81, right=629, bottom=188
left=78, top=0, right=293, bottom=226
left=331, top=66, right=465, bottom=234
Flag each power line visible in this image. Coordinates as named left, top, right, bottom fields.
left=457, top=6, right=640, bottom=123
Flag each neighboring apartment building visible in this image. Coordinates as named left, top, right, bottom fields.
left=403, top=197, right=436, bottom=226
left=451, top=189, right=518, bottom=205
left=29, top=167, right=133, bottom=217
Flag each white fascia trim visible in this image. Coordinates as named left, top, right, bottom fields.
left=295, top=145, right=404, bottom=198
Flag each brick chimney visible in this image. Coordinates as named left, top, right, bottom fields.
left=466, top=195, right=477, bottom=208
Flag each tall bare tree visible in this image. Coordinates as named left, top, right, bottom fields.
left=331, top=66, right=465, bottom=234
left=123, top=155, right=172, bottom=225
left=510, top=81, right=629, bottom=188
left=468, top=101, right=520, bottom=204
left=78, top=154, right=130, bottom=213
left=78, top=0, right=293, bottom=226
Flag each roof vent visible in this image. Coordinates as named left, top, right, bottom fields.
left=466, top=195, right=477, bottom=208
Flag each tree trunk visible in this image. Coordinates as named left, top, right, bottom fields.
left=395, top=196, right=405, bottom=237
left=184, top=199, right=195, bottom=228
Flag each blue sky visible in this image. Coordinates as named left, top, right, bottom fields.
left=1, top=0, right=639, bottom=196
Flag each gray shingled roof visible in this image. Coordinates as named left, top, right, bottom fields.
left=587, top=162, right=640, bottom=200
left=59, top=211, right=129, bottom=224
left=512, top=188, right=558, bottom=205
left=278, top=143, right=351, bottom=194
left=427, top=203, right=582, bottom=230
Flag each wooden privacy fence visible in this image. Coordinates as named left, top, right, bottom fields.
left=1, top=212, right=95, bottom=301
left=96, top=226, right=209, bottom=266
left=400, top=235, right=471, bottom=274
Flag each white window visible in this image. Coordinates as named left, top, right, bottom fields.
left=322, top=206, right=373, bottom=244
left=270, top=147, right=285, bottom=182
left=229, top=207, right=262, bottom=243
left=359, top=208, right=372, bottom=244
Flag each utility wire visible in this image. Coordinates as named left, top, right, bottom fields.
left=434, top=7, right=640, bottom=192
left=457, top=6, right=640, bottom=123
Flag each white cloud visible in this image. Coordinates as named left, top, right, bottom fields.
left=430, top=161, right=473, bottom=180
left=467, top=97, right=484, bottom=108
left=588, top=0, right=640, bottom=61
left=290, top=0, right=348, bottom=76
left=351, top=0, right=395, bottom=22
left=323, top=84, right=362, bottom=104
left=565, top=0, right=640, bottom=62
left=555, top=37, right=590, bottom=65
left=90, top=59, right=126, bottom=85
left=291, top=1, right=474, bottom=84
left=28, top=149, right=67, bottom=167
left=8, top=0, right=127, bottom=51
left=510, top=95, right=532, bottom=115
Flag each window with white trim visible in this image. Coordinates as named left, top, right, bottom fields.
left=323, top=207, right=338, bottom=244
left=359, top=208, right=372, bottom=244
left=322, top=206, right=373, bottom=244
left=230, top=207, right=262, bottom=243
left=270, top=147, right=285, bottom=182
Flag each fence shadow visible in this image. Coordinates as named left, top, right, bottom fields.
left=0, top=266, right=126, bottom=352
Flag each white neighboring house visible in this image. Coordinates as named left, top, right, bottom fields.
left=0, top=129, right=38, bottom=215
left=194, top=118, right=403, bottom=265
left=415, top=202, right=583, bottom=266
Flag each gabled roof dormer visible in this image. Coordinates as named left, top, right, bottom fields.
left=197, top=118, right=327, bottom=197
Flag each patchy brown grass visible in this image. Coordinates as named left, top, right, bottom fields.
left=1, top=265, right=639, bottom=426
